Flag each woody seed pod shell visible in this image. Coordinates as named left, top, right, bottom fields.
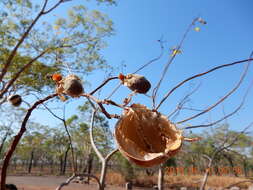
left=121, top=74, right=151, bottom=94
left=115, top=104, right=183, bottom=167
left=8, top=94, right=22, bottom=107
left=63, top=74, right=84, bottom=97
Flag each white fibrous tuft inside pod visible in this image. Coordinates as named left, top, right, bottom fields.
left=8, top=94, right=22, bottom=107
left=63, top=74, right=84, bottom=97
left=119, top=74, right=151, bottom=94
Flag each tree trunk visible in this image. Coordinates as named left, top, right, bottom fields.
left=223, top=153, right=238, bottom=177
left=28, top=149, right=34, bottom=174
left=82, top=153, right=94, bottom=184
left=0, top=131, right=9, bottom=158
left=158, top=164, right=165, bottom=190
left=243, top=158, right=248, bottom=177
left=62, top=145, right=70, bottom=175
left=59, top=155, right=63, bottom=174
left=50, top=160, right=54, bottom=174
left=40, top=160, right=44, bottom=172
left=100, top=160, right=108, bottom=190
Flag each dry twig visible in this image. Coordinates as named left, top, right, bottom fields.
left=42, top=103, right=77, bottom=173
left=0, top=93, right=57, bottom=190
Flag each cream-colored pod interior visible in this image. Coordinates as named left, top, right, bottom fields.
left=115, top=104, right=183, bottom=167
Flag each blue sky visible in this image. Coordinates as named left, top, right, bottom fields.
left=32, top=0, right=253, bottom=135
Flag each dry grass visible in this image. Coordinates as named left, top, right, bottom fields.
left=105, top=173, right=252, bottom=189
left=164, top=175, right=252, bottom=189
left=8, top=167, right=253, bottom=189
left=106, top=172, right=125, bottom=185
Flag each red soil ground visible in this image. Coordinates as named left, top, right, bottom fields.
left=6, top=176, right=149, bottom=190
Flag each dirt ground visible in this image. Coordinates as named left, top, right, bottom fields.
left=6, top=176, right=149, bottom=190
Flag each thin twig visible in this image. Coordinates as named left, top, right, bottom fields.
left=42, top=0, right=66, bottom=15
left=89, top=76, right=118, bottom=95
left=177, top=53, right=253, bottom=124
left=105, top=148, right=118, bottom=160
left=199, top=121, right=253, bottom=190
left=81, top=93, right=120, bottom=119
left=106, top=83, right=121, bottom=99
left=0, top=41, right=86, bottom=99
left=55, top=174, right=76, bottom=190
left=0, top=93, right=57, bottom=190
left=42, top=103, right=77, bottom=173
left=156, top=57, right=253, bottom=110
left=185, top=78, right=253, bottom=129
left=152, top=17, right=199, bottom=109
left=167, top=83, right=201, bottom=119
left=0, top=49, right=51, bottom=98
left=76, top=173, right=102, bottom=189
left=133, top=38, right=165, bottom=74
left=0, top=0, right=49, bottom=82
left=105, top=38, right=165, bottom=99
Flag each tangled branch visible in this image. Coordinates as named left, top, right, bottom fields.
left=156, top=57, right=253, bottom=110
left=0, top=93, right=57, bottom=190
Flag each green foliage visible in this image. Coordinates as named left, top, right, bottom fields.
left=115, top=152, right=135, bottom=182
left=0, top=0, right=115, bottom=98
left=180, top=124, right=253, bottom=175
left=0, top=48, right=59, bottom=91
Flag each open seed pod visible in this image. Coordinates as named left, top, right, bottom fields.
left=115, top=104, right=198, bottom=167
left=62, top=74, right=84, bottom=97
left=8, top=94, right=22, bottom=107
left=119, top=74, right=151, bottom=94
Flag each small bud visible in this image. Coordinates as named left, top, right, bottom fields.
left=118, top=73, right=125, bottom=81
left=52, top=73, right=62, bottom=82
left=63, top=74, right=84, bottom=97
left=8, top=94, right=22, bottom=107
left=171, top=48, right=182, bottom=56
left=198, top=18, right=207, bottom=25
left=122, top=74, right=151, bottom=94
left=194, top=27, right=200, bottom=32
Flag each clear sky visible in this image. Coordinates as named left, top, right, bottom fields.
left=32, top=0, right=253, bottom=135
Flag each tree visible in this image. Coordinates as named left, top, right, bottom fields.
left=0, top=1, right=116, bottom=189
left=0, top=0, right=115, bottom=102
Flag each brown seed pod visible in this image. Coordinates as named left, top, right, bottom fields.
left=8, top=94, right=22, bottom=107
left=62, top=74, right=84, bottom=97
left=119, top=73, right=151, bottom=94
left=115, top=104, right=198, bottom=167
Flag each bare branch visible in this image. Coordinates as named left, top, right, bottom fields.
left=167, top=83, right=201, bottom=119
left=42, top=0, right=68, bottom=15
left=185, top=78, right=253, bottom=129
left=105, top=148, right=118, bottom=161
left=0, top=41, right=86, bottom=99
left=90, top=76, right=118, bottom=95
left=222, top=180, right=253, bottom=190
left=177, top=53, right=252, bottom=124
left=0, top=49, right=51, bottom=98
left=42, top=103, right=77, bottom=173
left=106, top=82, right=121, bottom=99
left=0, top=93, right=57, bottom=190
left=202, top=154, right=212, bottom=162
left=82, top=93, right=120, bottom=119
left=156, top=57, right=253, bottom=110
left=105, top=38, right=165, bottom=99
left=152, top=17, right=199, bottom=109
left=133, top=38, right=165, bottom=74
left=55, top=174, right=76, bottom=190
left=199, top=121, right=253, bottom=190
left=89, top=110, right=104, bottom=161
left=0, top=0, right=49, bottom=82
left=76, top=173, right=102, bottom=189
